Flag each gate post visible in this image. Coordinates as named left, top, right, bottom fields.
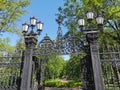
left=20, top=17, right=43, bottom=90
left=86, top=31, right=104, bottom=90
left=20, top=36, right=37, bottom=90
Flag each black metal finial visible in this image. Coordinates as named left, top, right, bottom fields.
left=56, top=16, right=64, bottom=25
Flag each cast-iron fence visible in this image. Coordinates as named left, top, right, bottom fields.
left=100, top=45, right=120, bottom=90
left=0, top=54, right=23, bottom=90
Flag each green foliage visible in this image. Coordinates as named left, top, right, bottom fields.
left=58, top=0, right=120, bottom=44
left=99, top=30, right=118, bottom=46
left=64, top=55, right=85, bottom=81
left=46, top=56, right=66, bottom=79
left=61, top=0, right=120, bottom=20
left=0, top=66, right=20, bottom=86
left=0, top=0, right=29, bottom=56
left=15, top=37, right=25, bottom=54
left=0, top=37, right=15, bottom=56
left=45, top=79, right=82, bottom=88
left=0, top=0, right=30, bottom=34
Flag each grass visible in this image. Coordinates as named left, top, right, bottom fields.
left=45, top=79, right=82, bottom=88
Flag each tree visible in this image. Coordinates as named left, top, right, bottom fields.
left=15, top=36, right=25, bottom=55
left=57, top=0, right=120, bottom=44
left=0, top=0, right=30, bottom=34
left=64, top=55, right=85, bottom=81
left=0, top=37, right=15, bottom=56
left=46, top=56, right=66, bottom=79
left=0, top=0, right=29, bottom=56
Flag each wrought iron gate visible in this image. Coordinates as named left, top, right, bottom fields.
left=0, top=53, right=23, bottom=90
left=31, top=34, right=86, bottom=90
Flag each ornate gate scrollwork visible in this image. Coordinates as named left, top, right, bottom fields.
left=33, top=34, right=57, bottom=57
left=33, top=34, right=85, bottom=56
left=63, top=34, right=84, bottom=55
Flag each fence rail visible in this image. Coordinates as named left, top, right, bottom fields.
left=100, top=45, right=120, bottom=90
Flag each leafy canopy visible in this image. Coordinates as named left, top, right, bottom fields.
left=0, top=0, right=30, bottom=33
left=57, top=0, right=120, bottom=43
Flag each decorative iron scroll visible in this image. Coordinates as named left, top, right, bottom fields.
left=33, top=34, right=57, bottom=57
left=55, top=34, right=85, bottom=55
left=33, top=34, right=85, bottom=56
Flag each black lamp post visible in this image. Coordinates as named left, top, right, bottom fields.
left=20, top=17, right=43, bottom=90
left=78, top=11, right=105, bottom=90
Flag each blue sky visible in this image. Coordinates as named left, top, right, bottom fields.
left=2, top=0, right=69, bottom=60
left=3, top=0, right=68, bottom=46
left=22, top=0, right=66, bottom=39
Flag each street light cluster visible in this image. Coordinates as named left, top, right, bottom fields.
left=22, top=17, right=43, bottom=36
left=78, top=11, right=104, bottom=29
